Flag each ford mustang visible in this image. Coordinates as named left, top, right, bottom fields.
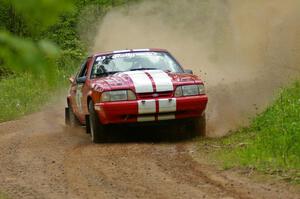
left=65, top=49, right=208, bottom=143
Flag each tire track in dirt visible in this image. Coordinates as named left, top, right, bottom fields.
left=151, top=144, right=249, bottom=199
left=151, top=143, right=300, bottom=199
left=0, top=102, right=299, bottom=199
left=63, top=143, right=222, bottom=199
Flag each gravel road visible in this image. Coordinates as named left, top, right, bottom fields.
left=0, top=102, right=299, bottom=199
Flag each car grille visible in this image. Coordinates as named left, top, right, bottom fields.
left=137, top=91, right=173, bottom=99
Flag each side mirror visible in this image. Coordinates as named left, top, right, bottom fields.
left=69, top=76, right=75, bottom=84
left=184, top=69, right=193, bottom=74
left=76, top=76, right=87, bottom=84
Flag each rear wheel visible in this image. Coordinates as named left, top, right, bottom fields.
left=65, top=103, right=80, bottom=127
left=190, top=114, right=206, bottom=137
left=65, top=107, right=70, bottom=125
left=88, top=101, right=107, bottom=143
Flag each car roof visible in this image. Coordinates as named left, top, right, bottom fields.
left=91, top=48, right=169, bottom=57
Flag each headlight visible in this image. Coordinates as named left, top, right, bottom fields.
left=174, top=84, right=205, bottom=97
left=198, top=84, right=205, bottom=95
left=100, top=90, right=136, bottom=102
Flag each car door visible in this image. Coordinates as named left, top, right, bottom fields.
left=72, top=59, right=88, bottom=120
left=75, top=57, right=93, bottom=122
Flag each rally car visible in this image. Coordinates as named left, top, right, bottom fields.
left=65, top=49, right=208, bottom=143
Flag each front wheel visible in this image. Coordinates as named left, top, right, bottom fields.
left=88, top=101, right=107, bottom=143
left=190, top=114, right=206, bottom=137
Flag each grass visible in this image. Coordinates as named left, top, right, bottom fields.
left=199, top=81, right=300, bottom=183
left=0, top=67, right=74, bottom=122
left=0, top=192, right=8, bottom=199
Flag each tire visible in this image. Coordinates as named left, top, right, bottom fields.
left=66, top=103, right=80, bottom=127
left=88, top=101, right=107, bottom=143
left=85, top=115, right=91, bottom=134
left=65, top=107, right=70, bottom=125
left=190, top=113, right=206, bottom=137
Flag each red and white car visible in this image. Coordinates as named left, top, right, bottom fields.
left=65, top=49, right=208, bottom=143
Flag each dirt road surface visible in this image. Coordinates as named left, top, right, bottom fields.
left=0, top=102, right=299, bottom=199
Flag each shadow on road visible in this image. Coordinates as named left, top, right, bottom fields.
left=65, top=118, right=199, bottom=144
left=101, top=124, right=196, bottom=144
left=67, top=124, right=196, bottom=144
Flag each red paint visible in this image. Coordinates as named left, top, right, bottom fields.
left=144, top=71, right=157, bottom=92
left=93, top=95, right=207, bottom=125
left=67, top=49, right=208, bottom=125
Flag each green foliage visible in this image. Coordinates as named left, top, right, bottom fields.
left=238, top=82, right=300, bottom=170
left=0, top=0, right=139, bottom=79
left=201, top=81, right=300, bottom=183
left=0, top=2, right=30, bottom=37
left=0, top=66, right=12, bottom=79
left=0, top=31, right=59, bottom=79
left=0, top=192, right=8, bottom=199
left=0, top=67, right=74, bottom=122
left=74, top=0, right=137, bottom=8
left=0, top=0, right=74, bottom=80
left=0, top=0, right=139, bottom=122
left=1, top=0, right=74, bottom=31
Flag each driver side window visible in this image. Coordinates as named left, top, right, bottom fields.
left=77, top=60, right=88, bottom=78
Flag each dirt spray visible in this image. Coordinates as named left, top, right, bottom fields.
left=83, top=0, right=300, bottom=136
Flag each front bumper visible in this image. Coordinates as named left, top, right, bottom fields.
left=94, top=95, right=208, bottom=125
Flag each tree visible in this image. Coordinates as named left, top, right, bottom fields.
left=0, top=0, right=74, bottom=79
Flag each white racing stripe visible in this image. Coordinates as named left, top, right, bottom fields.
left=137, top=98, right=177, bottom=122
left=138, top=100, right=156, bottom=114
left=146, top=70, right=173, bottom=92
left=158, top=114, right=176, bottom=121
left=138, top=98, right=177, bottom=114
left=124, top=71, right=153, bottom=93
left=159, top=98, right=177, bottom=113
left=128, top=70, right=176, bottom=122
left=137, top=116, right=155, bottom=122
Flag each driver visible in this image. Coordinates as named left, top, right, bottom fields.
left=130, top=57, right=154, bottom=70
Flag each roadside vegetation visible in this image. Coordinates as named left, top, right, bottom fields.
left=0, top=69, right=72, bottom=122
left=0, top=192, right=8, bottom=199
left=1, top=0, right=299, bottom=193
left=199, top=81, right=300, bottom=183
left=0, top=0, right=138, bottom=122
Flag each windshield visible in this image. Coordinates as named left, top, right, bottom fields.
left=91, top=51, right=183, bottom=78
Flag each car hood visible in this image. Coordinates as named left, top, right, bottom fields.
left=91, top=70, right=203, bottom=93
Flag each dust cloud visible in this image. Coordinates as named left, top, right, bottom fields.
left=85, top=0, right=300, bottom=137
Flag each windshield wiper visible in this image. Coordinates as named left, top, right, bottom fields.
left=107, top=71, right=121, bottom=74
left=95, top=71, right=121, bottom=77
left=130, top=68, right=158, bottom=71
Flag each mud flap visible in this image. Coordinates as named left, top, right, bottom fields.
left=85, top=115, right=91, bottom=134
left=65, top=107, right=70, bottom=125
